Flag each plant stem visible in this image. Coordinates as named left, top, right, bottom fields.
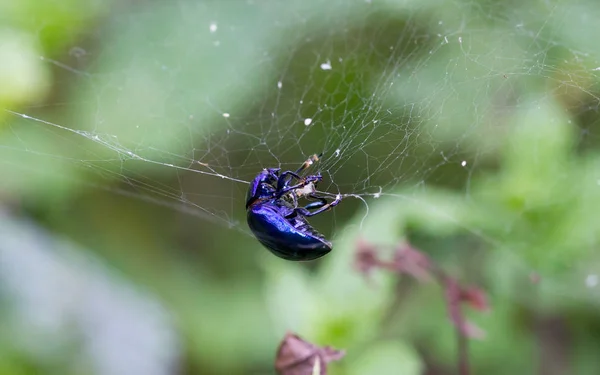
left=457, top=326, right=469, bottom=375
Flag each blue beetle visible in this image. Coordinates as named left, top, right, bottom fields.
left=246, top=155, right=341, bottom=261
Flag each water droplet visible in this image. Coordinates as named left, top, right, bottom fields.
left=334, top=149, right=340, bottom=157
left=223, top=113, right=230, bottom=118
left=69, top=46, right=87, bottom=59
left=209, top=22, right=218, bottom=33
left=320, top=61, right=332, bottom=70
left=277, top=81, right=282, bottom=89
left=586, top=274, right=598, bottom=288
left=304, top=118, right=312, bottom=126
left=461, top=160, right=467, bottom=167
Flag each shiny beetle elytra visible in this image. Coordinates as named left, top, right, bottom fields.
left=246, top=154, right=341, bottom=261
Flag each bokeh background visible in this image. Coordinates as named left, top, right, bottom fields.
left=2, top=0, right=600, bottom=374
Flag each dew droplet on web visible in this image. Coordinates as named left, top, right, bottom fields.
left=586, top=274, right=598, bottom=288
left=461, top=160, right=467, bottom=167
left=277, top=81, right=282, bottom=89
left=69, top=46, right=87, bottom=59
left=304, top=118, right=312, bottom=126
left=320, top=61, right=332, bottom=70
left=222, top=113, right=230, bottom=118
left=334, top=149, right=340, bottom=157
left=209, top=22, right=218, bottom=33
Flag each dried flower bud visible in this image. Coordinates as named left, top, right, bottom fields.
left=275, top=332, right=345, bottom=375
left=444, top=277, right=486, bottom=339
left=460, top=285, right=489, bottom=312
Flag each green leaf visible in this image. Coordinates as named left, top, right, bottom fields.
left=347, top=341, right=422, bottom=375
left=0, top=30, right=49, bottom=110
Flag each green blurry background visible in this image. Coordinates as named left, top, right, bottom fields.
left=2, top=0, right=600, bottom=374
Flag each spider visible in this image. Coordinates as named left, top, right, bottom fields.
left=246, top=154, right=341, bottom=261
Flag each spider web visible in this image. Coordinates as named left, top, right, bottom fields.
left=3, top=1, right=600, bottom=290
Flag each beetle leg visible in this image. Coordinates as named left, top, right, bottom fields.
left=294, top=194, right=341, bottom=217
left=276, top=173, right=322, bottom=197
left=289, top=191, right=299, bottom=207
left=295, top=153, right=322, bottom=174
left=277, top=153, right=323, bottom=192
left=302, top=194, right=328, bottom=210
left=276, top=171, right=302, bottom=192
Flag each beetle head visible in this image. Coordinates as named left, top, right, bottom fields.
left=246, top=168, right=280, bottom=208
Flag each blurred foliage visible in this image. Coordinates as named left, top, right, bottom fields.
left=2, top=0, right=600, bottom=374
